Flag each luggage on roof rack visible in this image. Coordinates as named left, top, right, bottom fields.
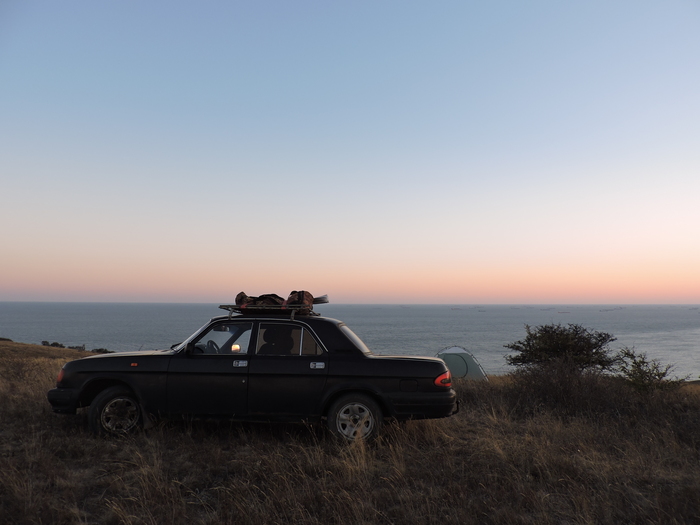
left=220, top=291, right=329, bottom=319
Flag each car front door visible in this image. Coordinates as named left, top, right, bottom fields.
left=247, top=321, right=328, bottom=418
left=166, top=320, right=252, bottom=416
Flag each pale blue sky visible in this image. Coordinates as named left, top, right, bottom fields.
left=1, top=1, right=699, bottom=303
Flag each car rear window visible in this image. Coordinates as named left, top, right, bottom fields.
left=339, top=324, right=372, bottom=356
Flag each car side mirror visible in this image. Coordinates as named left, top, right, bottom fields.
left=185, top=342, right=196, bottom=355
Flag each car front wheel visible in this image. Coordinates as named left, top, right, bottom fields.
left=327, top=394, right=382, bottom=442
left=89, top=386, right=142, bottom=436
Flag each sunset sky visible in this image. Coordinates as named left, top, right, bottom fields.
left=1, top=1, right=699, bottom=304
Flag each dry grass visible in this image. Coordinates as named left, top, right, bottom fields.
left=2, top=341, right=700, bottom=524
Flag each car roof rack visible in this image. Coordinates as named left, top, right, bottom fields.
left=219, top=294, right=329, bottom=320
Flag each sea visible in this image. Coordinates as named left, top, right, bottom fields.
left=1, top=302, right=699, bottom=379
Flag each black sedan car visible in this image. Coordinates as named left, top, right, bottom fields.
left=48, top=303, right=457, bottom=441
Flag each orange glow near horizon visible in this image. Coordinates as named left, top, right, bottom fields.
left=3, top=255, right=698, bottom=304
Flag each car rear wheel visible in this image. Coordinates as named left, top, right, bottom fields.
left=327, top=394, right=382, bottom=442
left=89, top=386, right=142, bottom=436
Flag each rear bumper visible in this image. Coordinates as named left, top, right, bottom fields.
left=47, top=387, right=79, bottom=414
left=388, top=389, right=457, bottom=420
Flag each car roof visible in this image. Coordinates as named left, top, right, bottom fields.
left=210, top=313, right=342, bottom=325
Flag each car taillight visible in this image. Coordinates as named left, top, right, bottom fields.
left=56, top=368, right=65, bottom=385
left=434, top=370, right=452, bottom=388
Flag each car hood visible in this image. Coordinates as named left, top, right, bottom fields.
left=79, top=349, right=172, bottom=360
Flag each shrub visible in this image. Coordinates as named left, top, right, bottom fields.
left=504, top=325, right=690, bottom=417
left=507, top=363, right=632, bottom=417
left=41, top=341, right=65, bottom=348
left=505, top=323, right=618, bottom=372
left=617, top=347, right=686, bottom=392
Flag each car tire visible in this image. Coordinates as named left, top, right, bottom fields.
left=327, top=393, right=382, bottom=442
left=89, top=386, right=142, bottom=436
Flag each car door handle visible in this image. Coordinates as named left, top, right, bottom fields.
left=233, top=360, right=248, bottom=367
left=310, top=362, right=325, bottom=370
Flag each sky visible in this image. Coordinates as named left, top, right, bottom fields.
left=1, top=1, right=699, bottom=304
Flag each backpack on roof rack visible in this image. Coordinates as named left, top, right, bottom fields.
left=235, top=292, right=284, bottom=308
left=285, top=290, right=314, bottom=315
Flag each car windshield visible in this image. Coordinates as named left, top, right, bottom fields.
left=172, top=321, right=211, bottom=352
left=339, top=324, right=373, bottom=356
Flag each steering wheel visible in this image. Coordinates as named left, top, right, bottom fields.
left=206, top=340, right=220, bottom=354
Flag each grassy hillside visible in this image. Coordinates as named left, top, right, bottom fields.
left=2, top=341, right=699, bottom=524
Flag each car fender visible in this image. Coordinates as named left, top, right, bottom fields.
left=319, top=381, right=396, bottom=418
left=77, top=372, right=166, bottom=414
left=77, top=374, right=140, bottom=405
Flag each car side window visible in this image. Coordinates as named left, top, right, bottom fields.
left=301, top=330, right=323, bottom=356
left=256, top=323, right=323, bottom=356
left=194, top=322, right=253, bottom=355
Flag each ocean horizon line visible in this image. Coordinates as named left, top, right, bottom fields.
left=2, top=300, right=699, bottom=306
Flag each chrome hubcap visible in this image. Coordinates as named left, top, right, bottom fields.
left=337, top=402, right=374, bottom=440
left=101, top=396, right=139, bottom=433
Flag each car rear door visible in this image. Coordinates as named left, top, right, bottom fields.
left=247, top=321, right=328, bottom=418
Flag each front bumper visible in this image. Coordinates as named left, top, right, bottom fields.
left=47, top=387, right=79, bottom=414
